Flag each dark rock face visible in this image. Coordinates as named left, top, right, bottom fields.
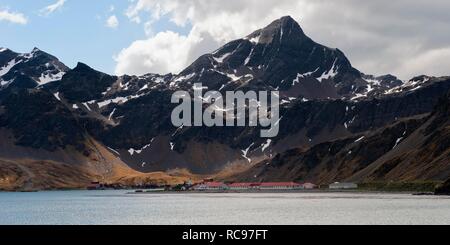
left=233, top=92, right=450, bottom=184
left=57, top=62, right=117, bottom=103
left=0, top=75, right=38, bottom=96
left=0, top=89, right=87, bottom=152
left=230, top=118, right=426, bottom=183
left=95, top=90, right=177, bottom=148
left=0, top=49, right=18, bottom=67
left=0, top=16, right=450, bottom=181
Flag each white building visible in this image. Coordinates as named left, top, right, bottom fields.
left=301, top=183, right=317, bottom=189
left=259, top=182, right=302, bottom=190
left=329, top=182, right=358, bottom=189
left=192, top=182, right=228, bottom=191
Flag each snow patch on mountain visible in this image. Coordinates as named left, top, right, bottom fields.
left=138, top=84, right=148, bottom=91
left=128, top=139, right=155, bottom=156
left=108, top=108, right=116, bottom=120
left=241, top=143, right=254, bottom=163
left=82, top=102, right=92, bottom=111
left=393, top=137, right=404, bottom=149
left=351, top=79, right=379, bottom=101
left=171, top=73, right=195, bottom=87
left=213, top=52, right=232, bottom=63
left=96, top=94, right=143, bottom=108
left=0, top=59, right=22, bottom=77
left=38, top=71, right=66, bottom=85
left=0, top=79, right=13, bottom=86
left=246, top=34, right=261, bottom=44
left=385, top=76, right=430, bottom=95
left=317, top=59, right=339, bottom=82
left=261, top=139, right=272, bottom=152
left=355, top=136, right=365, bottom=143
left=53, top=92, right=61, bottom=101
left=244, top=47, right=255, bottom=65
left=292, top=68, right=319, bottom=85
left=102, top=87, right=112, bottom=95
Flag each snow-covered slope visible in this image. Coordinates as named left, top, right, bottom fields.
left=0, top=47, right=68, bottom=90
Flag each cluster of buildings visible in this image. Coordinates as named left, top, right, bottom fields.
left=191, top=180, right=317, bottom=191
left=89, top=179, right=359, bottom=192
left=190, top=180, right=358, bottom=191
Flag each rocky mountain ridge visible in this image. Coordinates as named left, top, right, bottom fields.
left=1, top=16, right=450, bottom=189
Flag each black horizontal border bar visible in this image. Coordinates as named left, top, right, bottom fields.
left=0, top=225, right=447, bottom=244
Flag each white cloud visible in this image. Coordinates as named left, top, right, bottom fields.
left=394, top=47, right=450, bottom=78
left=40, top=0, right=66, bottom=16
left=106, top=15, right=119, bottom=29
left=0, top=9, right=28, bottom=25
left=115, top=31, right=200, bottom=75
left=116, top=0, right=450, bottom=79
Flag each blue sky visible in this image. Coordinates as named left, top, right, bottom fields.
left=0, top=0, right=190, bottom=73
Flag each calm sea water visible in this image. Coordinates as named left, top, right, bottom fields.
left=0, top=190, right=449, bottom=225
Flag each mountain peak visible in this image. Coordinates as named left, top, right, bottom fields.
left=181, top=15, right=359, bottom=95
left=264, top=15, right=301, bottom=32
left=74, top=62, right=93, bottom=71
left=70, top=62, right=111, bottom=78
left=245, top=15, right=306, bottom=45
left=276, top=15, right=299, bottom=28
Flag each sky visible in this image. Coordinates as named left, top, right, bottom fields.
left=1, top=0, right=449, bottom=80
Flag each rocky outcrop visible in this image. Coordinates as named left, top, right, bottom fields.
left=57, top=62, right=117, bottom=103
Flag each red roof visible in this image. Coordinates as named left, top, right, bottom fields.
left=259, top=182, right=301, bottom=187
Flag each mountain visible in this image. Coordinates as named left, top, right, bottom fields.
left=232, top=92, right=450, bottom=184
left=0, top=47, right=68, bottom=92
left=176, top=16, right=364, bottom=100
left=174, top=16, right=408, bottom=101
left=1, top=16, right=450, bottom=190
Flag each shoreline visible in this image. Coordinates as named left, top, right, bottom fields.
left=0, top=189, right=432, bottom=195
left=127, top=189, right=437, bottom=195
left=1, top=181, right=443, bottom=195
left=1, top=189, right=447, bottom=197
